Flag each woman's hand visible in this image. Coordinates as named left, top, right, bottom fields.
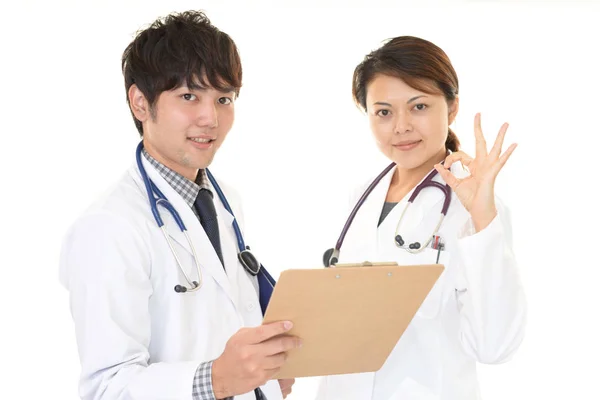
left=434, top=113, right=517, bottom=232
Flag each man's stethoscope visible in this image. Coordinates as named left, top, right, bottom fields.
left=136, top=142, right=275, bottom=295
left=323, top=160, right=452, bottom=267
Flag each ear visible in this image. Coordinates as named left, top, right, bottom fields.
left=128, top=84, right=151, bottom=123
left=448, top=96, right=459, bottom=125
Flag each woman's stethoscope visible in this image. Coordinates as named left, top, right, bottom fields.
left=136, top=142, right=275, bottom=294
left=323, top=160, right=452, bottom=267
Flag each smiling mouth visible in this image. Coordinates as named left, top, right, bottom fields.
left=393, top=140, right=422, bottom=151
left=188, top=137, right=215, bottom=143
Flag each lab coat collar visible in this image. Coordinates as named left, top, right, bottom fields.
left=343, top=160, right=467, bottom=260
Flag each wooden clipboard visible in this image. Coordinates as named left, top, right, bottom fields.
left=262, top=262, right=444, bottom=379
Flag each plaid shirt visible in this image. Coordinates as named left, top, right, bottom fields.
left=143, top=151, right=265, bottom=400
left=143, top=149, right=210, bottom=210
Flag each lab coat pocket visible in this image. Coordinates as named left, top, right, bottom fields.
left=412, top=248, right=452, bottom=319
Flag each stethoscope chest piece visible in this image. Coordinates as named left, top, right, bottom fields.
left=238, top=249, right=261, bottom=276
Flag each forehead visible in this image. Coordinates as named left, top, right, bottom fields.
left=366, top=74, right=441, bottom=102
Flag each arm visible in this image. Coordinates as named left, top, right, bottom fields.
left=434, top=113, right=526, bottom=364
left=453, top=200, right=527, bottom=364
left=60, top=212, right=203, bottom=400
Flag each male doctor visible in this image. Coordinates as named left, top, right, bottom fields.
left=59, top=10, right=299, bottom=400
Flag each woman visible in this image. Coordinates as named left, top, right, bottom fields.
left=316, top=36, right=526, bottom=400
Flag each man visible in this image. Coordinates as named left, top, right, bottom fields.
left=59, top=10, right=299, bottom=400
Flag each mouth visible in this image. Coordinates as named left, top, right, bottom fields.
left=188, top=136, right=216, bottom=149
left=393, top=140, right=422, bottom=151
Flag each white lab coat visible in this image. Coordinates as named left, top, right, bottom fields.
left=315, top=161, right=526, bottom=400
left=59, top=155, right=283, bottom=400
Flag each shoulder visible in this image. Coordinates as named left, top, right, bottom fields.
left=347, top=163, right=395, bottom=206
left=78, top=168, right=149, bottom=226
left=60, top=169, right=151, bottom=259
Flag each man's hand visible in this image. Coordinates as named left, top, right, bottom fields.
left=211, top=321, right=302, bottom=399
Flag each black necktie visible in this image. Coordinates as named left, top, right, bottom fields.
left=194, top=188, right=224, bottom=268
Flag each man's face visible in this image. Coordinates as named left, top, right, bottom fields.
left=130, top=79, right=236, bottom=180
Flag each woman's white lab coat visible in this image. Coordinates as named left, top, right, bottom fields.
left=315, top=161, right=527, bottom=400
left=59, top=155, right=283, bottom=400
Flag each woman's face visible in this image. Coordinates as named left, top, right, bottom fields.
left=365, top=74, right=458, bottom=170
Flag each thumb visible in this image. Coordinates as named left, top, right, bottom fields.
left=434, top=164, right=460, bottom=190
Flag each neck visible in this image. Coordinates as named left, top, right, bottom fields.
left=386, top=147, right=447, bottom=202
left=143, top=139, right=198, bottom=182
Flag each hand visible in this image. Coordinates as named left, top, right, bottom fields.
left=211, top=321, right=302, bottom=399
left=434, top=113, right=517, bottom=232
left=279, top=378, right=296, bottom=398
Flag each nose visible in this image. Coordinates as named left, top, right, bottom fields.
left=195, top=99, right=219, bottom=129
left=394, top=111, right=413, bottom=134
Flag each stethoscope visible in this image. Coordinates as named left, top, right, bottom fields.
left=136, top=142, right=275, bottom=294
left=322, top=160, right=452, bottom=267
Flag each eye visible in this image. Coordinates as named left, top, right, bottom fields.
left=376, top=109, right=390, bottom=117
left=182, top=93, right=197, bottom=101
left=218, top=97, right=233, bottom=105
left=414, top=103, right=428, bottom=111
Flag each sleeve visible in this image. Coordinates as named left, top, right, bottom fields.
left=452, top=198, right=528, bottom=364
left=192, top=361, right=232, bottom=400
left=58, top=211, right=206, bottom=400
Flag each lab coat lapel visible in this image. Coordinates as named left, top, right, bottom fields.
left=341, top=164, right=396, bottom=263
left=210, top=181, right=241, bottom=302
left=129, top=158, right=235, bottom=305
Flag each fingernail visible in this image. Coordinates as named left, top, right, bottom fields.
left=284, top=321, right=293, bottom=330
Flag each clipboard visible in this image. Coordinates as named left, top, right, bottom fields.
left=262, top=262, right=444, bottom=379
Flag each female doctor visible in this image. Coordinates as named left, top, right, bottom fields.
left=317, top=36, right=527, bottom=400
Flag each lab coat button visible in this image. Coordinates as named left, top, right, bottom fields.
left=247, top=302, right=255, bottom=312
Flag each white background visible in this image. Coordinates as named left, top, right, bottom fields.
left=1, top=0, right=599, bottom=399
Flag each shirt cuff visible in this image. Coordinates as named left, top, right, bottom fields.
left=192, top=360, right=232, bottom=400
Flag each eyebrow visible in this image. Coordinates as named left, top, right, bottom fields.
left=372, top=95, right=428, bottom=107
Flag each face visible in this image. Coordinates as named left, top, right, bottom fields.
left=365, top=74, right=458, bottom=170
left=129, top=79, right=235, bottom=181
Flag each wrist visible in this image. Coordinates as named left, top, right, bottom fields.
left=471, top=209, right=497, bottom=232
left=211, top=357, right=230, bottom=399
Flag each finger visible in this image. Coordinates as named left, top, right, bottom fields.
left=247, top=321, right=294, bottom=344
left=282, top=387, right=292, bottom=397
left=444, top=150, right=474, bottom=169
left=261, top=335, right=303, bottom=356
left=263, top=367, right=281, bottom=382
left=279, top=378, right=295, bottom=391
left=435, top=163, right=461, bottom=190
left=489, top=122, right=509, bottom=160
left=491, top=143, right=517, bottom=176
left=474, top=113, right=487, bottom=159
left=262, top=352, right=288, bottom=370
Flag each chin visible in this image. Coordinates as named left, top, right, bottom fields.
left=389, top=153, right=426, bottom=170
